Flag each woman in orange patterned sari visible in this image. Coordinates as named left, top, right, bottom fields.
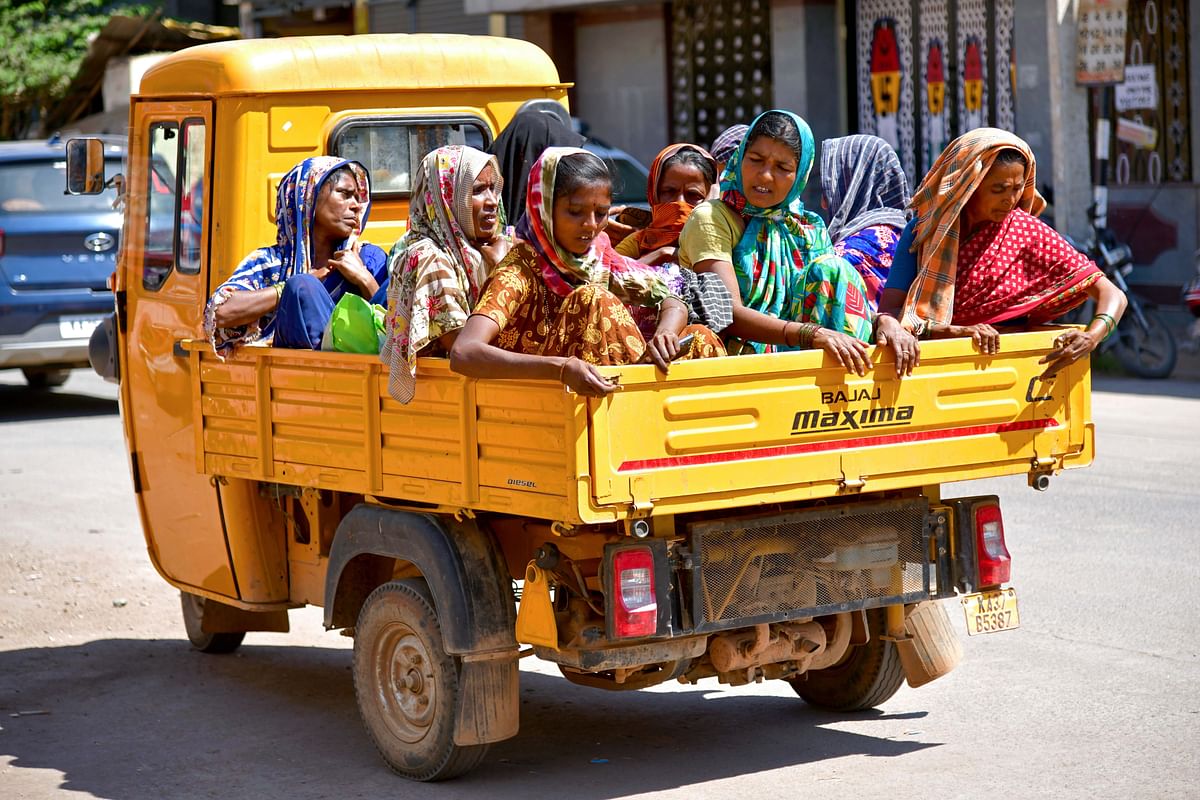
left=450, top=147, right=724, bottom=397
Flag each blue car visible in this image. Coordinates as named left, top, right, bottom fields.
left=0, top=136, right=124, bottom=388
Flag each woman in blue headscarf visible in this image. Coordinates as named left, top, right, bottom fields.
left=677, top=110, right=873, bottom=374
left=204, top=156, right=389, bottom=357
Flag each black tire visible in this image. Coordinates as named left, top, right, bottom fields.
left=22, top=368, right=70, bottom=389
left=788, top=608, right=905, bottom=711
left=180, top=591, right=246, bottom=654
left=352, top=579, right=488, bottom=781
left=1112, top=305, right=1177, bottom=379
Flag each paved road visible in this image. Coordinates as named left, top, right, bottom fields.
left=1, top=370, right=1197, bottom=799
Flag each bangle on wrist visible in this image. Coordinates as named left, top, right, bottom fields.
left=798, top=322, right=819, bottom=349
left=1092, top=313, right=1116, bottom=340
left=558, top=356, right=574, bottom=383
left=274, top=282, right=285, bottom=301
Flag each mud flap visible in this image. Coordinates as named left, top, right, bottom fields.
left=454, top=651, right=520, bottom=746
left=897, top=600, right=963, bottom=689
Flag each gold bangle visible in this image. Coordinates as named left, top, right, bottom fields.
left=274, top=282, right=285, bottom=300
left=558, top=356, right=573, bottom=383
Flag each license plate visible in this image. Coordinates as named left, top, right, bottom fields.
left=960, top=588, right=1020, bottom=636
left=59, top=315, right=102, bottom=340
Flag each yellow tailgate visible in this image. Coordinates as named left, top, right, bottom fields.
left=582, top=329, right=1091, bottom=521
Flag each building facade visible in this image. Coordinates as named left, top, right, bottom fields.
left=240, top=0, right=1199, bottom=313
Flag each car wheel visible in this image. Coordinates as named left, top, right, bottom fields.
left=21, top=368, right=70, bottom=389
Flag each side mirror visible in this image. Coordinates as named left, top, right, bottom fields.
left=65, top=138, right=106, bottom=195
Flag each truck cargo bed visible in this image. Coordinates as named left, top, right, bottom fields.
left=186, top=328, right=1093, bottom=525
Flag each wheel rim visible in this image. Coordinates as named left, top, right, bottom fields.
left=373, top=620, right=437, bottom=744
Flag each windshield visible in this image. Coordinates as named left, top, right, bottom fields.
left=0, top=158, right=123, bottom=214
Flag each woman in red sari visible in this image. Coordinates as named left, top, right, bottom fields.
left=876, top=128, right=1127, bottom=377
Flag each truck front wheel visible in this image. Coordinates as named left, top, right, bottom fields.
left=787, top=608, right=904, bottom=711
left=352, top=579, right=488, bottom=781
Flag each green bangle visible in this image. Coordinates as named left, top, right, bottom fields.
left=1092, top=313, right=1116, bottom=340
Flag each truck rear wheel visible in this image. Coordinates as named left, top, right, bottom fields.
left=788, top=608, right=904, bottom=711
left=180, top=591, right=246, bottom=654
left=352, top=579, right=488, bottom=781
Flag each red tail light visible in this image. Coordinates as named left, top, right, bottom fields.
left=612, top=547, right=657, bottom=638
left=975, top=504, right=1011, bottom=586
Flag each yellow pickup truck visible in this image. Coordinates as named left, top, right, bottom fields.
left=73, top=34, right=1094, bottom=781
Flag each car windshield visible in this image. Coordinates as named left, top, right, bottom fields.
left=0, top=158, right=122, bottom=214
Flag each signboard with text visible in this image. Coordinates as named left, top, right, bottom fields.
left=1076, top=0, right=1128, bottom=85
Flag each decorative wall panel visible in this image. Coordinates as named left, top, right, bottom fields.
left=1110, top=0, right=1191, bottom=184
left=670, top=0, right=773, bottom=148
left=855, top=0, right=917, bottom=182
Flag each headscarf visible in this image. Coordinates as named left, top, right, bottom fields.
left=820, top=134, right=910, bottom=242
left=720, top=110, right=869, bottom=350
left=382, top=145, right=506, bottom=403
left=205, top=156, right=370, bottom=357
left=631, top=143, right=719, bottom=257
left=900, top=127, right=1044, bottom=333
left=513, top=146, right=673, bottom=308
left=488, top=109, right=585, bottom=226
left=710, top=123, right=749, bottom=166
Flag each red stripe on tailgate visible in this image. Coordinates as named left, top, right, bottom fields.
left=616, top=418, right=1058, bottom=473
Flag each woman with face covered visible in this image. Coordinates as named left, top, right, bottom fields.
left=875, top=128, right=1127, bottom=378
left=381, top=145, right=512, bottom=403
left=205, top=156, right=388, bottom=357
left=678, top=110, right=874, bottom=374
left=614, top=143, right=718, bottom=263
left=450, top=147, right=725, bottom=397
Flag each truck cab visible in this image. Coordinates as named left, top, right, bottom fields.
left=71, top=33, right=1094, bottom=782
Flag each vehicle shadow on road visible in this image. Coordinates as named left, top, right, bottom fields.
left=0, top=383, right=117, bottom=422
left=0, top=638, right=937, bottom=799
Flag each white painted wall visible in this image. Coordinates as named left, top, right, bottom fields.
left=574, top=13, right=668, bottom=166
left=771, top=0, right=807, bottom=119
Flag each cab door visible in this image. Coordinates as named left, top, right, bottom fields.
left=120, top=102, right=238, bottom=598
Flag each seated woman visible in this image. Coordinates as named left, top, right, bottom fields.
left=819, top=134, right=910, bottom=311
left=205, top=156, right=388, bottom=357
left=450, top=147, right=725, bottom=397
left=615, top=143, right=718, bottom=263
left=876, top=128, right=1127, bottom=377
left=677, top=110, right=874, bottom=375
left=381, top=145, right=512, bottom=403
left=613, top=142, right=734, bottom=338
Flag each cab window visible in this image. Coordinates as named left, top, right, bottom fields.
left=329, top=118, right=489, bottom=197
left=143, top=117, right=207, bottom=291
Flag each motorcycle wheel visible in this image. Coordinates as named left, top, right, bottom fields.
left=1111, top=305, right=1177, bottom=379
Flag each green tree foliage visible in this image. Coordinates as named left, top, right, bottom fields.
left=0, top=0, right=154, bottom=139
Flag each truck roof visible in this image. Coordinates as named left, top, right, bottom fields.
left=136, top=33, right=565, bottom=98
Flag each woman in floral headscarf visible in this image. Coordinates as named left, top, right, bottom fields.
left=205, top=156, right=389, bottom=357
left=381, top=145, right=512, bottom=403
left=450, top=147, right=725, bottom=397
left=677, top=110, right=873, bottom=375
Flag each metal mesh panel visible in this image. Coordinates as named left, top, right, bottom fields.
left=687, top=499, right=929, bottom=633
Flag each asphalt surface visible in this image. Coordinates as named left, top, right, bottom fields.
left=1, top=369, right=1197, bottom=799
